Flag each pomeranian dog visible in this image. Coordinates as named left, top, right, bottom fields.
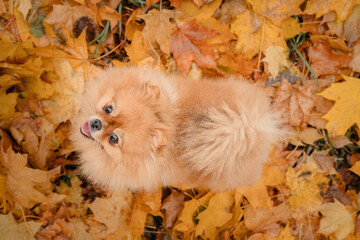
left=71, top=67, right=282, bottom=192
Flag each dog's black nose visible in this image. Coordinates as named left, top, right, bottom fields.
left=90, top=119, right=102, bottom=131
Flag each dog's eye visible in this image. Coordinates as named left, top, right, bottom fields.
left=109, top=133, right=118, bottom=144
left=104, top=105, right=113, bottom=114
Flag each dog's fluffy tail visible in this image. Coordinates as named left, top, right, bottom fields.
left=178, top=104, right=282, bottom=190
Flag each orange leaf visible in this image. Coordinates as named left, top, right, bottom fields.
left=308, top=40, right=352, bottom=77
left=171, top=20, right=218, bottom=73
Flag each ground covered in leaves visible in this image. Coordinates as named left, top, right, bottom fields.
left=0, top=0, right=360, bottom=239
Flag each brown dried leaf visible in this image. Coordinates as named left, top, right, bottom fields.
left=244, top=203, right=291, bottom=236
left=171, top=20, right=218, bottom=73
left=308, top=40, right=352, bottom=77
left=161, top=189, right=185, bottom=228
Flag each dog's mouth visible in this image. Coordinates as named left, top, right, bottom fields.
left=80, top=122, right=93, bottom=139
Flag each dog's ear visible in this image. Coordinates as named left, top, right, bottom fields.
left=152, top=129, right=167, bottom=148
left=145, top=83, right=160, bottom=99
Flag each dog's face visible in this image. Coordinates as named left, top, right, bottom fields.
left=71, top=68, right=168, bottom=190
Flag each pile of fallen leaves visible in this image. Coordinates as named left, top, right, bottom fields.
left=0, top=0, right=360, bottom=239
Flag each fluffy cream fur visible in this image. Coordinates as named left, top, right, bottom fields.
left=71, top=67, right=282, bottom=192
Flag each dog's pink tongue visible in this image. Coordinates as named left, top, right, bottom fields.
left=80, top=122, right=91, bottom=137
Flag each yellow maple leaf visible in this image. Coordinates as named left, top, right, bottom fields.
left=0, top=146, right=60, bottom=208
left=0, top=213, right=43, bottom=239
left=125, top=30, right=150, bottom=63
left=304, top=0, right=360, bottom=21
left=0, top=75, right=19, bottom=121
left=318, top=200, right=355, bottom=239
left=286, top=162, right=329, bottom=218
left=230, top=13, right=287, bottom=59
left=281, top=17, right=301, bottom=40
left=262, top=46, right=289, bottom=77
left=57, top=175, right=83, bottom=206
left=276, top=224, right=295, bottom=240
left=178, top=0, right=236, bottom=51
left=318, top=75, right=360, bottom=136
left=89, top=191, right=132, bottom=235
left=140, top=9, right=177, bottom=55
left=237, top=177, right=272, bottom=210
left=195, top=191, right=234, bottom=240
left=247, top=0, right=303, bottom=26
left=174, top=191, right=214, bottom=232
left=349, top=161, right=360, bottom=176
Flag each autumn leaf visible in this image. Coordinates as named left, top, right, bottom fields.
left=0, top=213, right=43, bottom=239
left=286, top=162, right=329, bottom=218
left=262, top=46, right=289, bottom=77
left=247, top=0, right=303, bottom=25
left=318, top=200, right=355, bottom=239
left=140, top=9, right=177, bottom=55
left=318, top=75, right=360, bottom=136
left=195, top=191, right=234, bottom=240
left=304, top=0, right=359, bottom=20
left=0, top=146, right=60, bottom=208
left=174, top=191, right=214, bottom=232
left=171, top=20, right=218, bottom=73
left=89, top=191, right=132, bottom=235
left=44, top=4, right=97, bottom=31
left=308, top=40, right=352, bottom=77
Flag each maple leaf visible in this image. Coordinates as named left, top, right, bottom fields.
left=262, top=46, right=289, bottom=77
left=274, top=79, right=316, bottom=129
left=44, top=4, right=97, bottom=31
left=125, top=30, right=151, bottom=63
left=140, top=9, right=177, bottom=55
left=237, top=179, right=272, bottom=210
left=57, top=176, right=83, bottom=206
left=177, top=0, right=236, bottom=49
left=0, top=75, right=20, bottom=121
left=244, top=203, right=291, bottom=237
left=318, top=200, right=355, bottom=239
left=286, top=162, right=329, bottom=218
left=195, top=192, right=234, bottom=240
left=89, top=191, right=132, bottom=235
left=0, top=213, right=43, bottom=239
left=304, top=0, right=359, bottom=21
left=308, top=40, right=352, bottom=77
left=171, top=20, right=218, bottom=73
left=0, top=146, right=60, bottom=208
left=247, top=0, right=303, bottom=26
left=276, top=224, right=295, bottom=240
left=230, top=12, right=287, bottom=59
left=98, top=5, right=122, bottom=29
left=318, top=75, right=360, bottom=136
left=174, top=192, right=214, bottom=232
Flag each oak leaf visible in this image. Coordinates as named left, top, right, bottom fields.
left=308, top=40, right=352, bottom=77
left=318, top=200, right=355, bottom=239
left=318, top=75, right=360, bottom=136
left=0, top=146, right=60, bottom=208
left=171, top=20, right=218, bottom=73
left=195, top=191, right=234, bottom=240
